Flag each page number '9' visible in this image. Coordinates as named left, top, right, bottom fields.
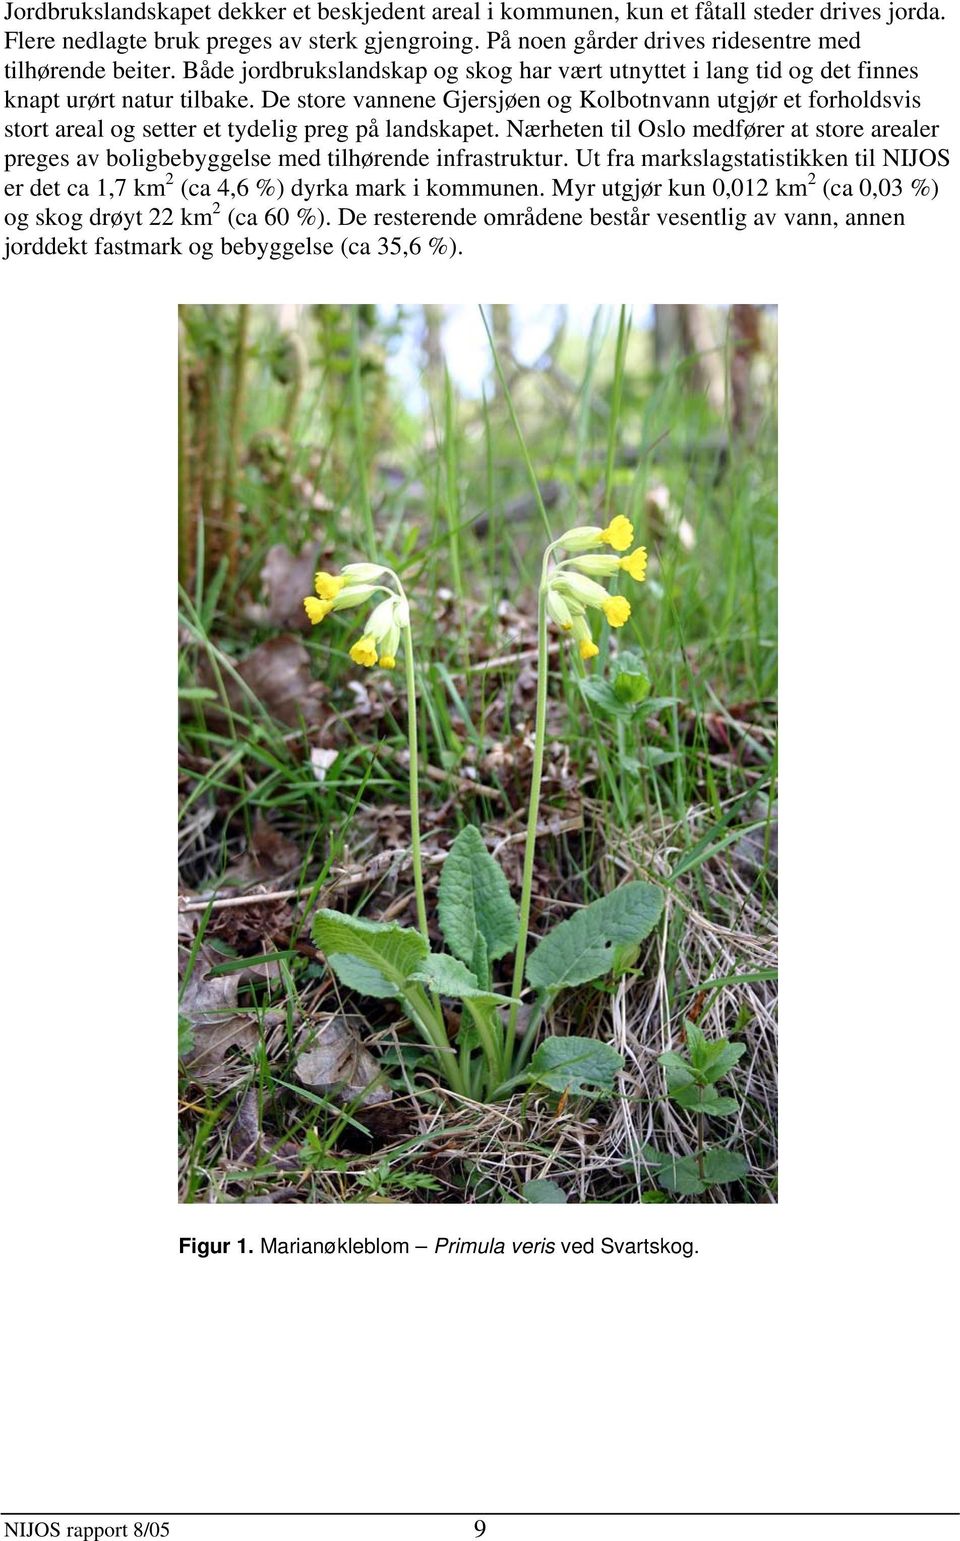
left=474, top=1523, right=486, bottom=1537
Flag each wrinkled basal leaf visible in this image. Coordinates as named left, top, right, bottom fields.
left=527, top=1035, right=623, bottom=1097
left=409, top=951, right=517, bottom=1006
left=438, top=826, right=519, bottom=971
left=526, top=881, right=663, bottom=992
left=313, top=910, right=428, bottom=999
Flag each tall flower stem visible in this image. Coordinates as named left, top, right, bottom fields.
left=398, top=598, right=457, bottom=1088
left=506, top=563, right=551, bottom=1069
left=402, top=619, right=430, bottom=947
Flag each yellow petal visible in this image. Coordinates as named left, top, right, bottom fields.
left=349, top=636, right=378, bottom=668
left=619, top=546, right=648, bottom=582
left=314, top=571, right=345, bottom=600
left=602, top=595, right=631, bottom=628
left=304, top=596, right=331, bottom=625
left=601, top=515, right=634, bottom=553
left=579, top=639, right=599, bottom=661
left=378, top=655, right=397, bottom=670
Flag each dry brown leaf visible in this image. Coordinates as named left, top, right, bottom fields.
left=296, top=1015, right=391, bottom=1107
left=199, top=636, right=326, bottom=729
left=179, top=942, right=261, bottom=1079
left=227, top=1086, right=304, bottom=1173
left=245, top=543, right=325, bottom=630
left=229, top=1087, right=262, bottom=1160
left=245, top=814, right=301, bottom=878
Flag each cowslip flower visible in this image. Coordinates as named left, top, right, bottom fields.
left=507, top=513, right=652, bottom=1056
left=619, top=546, right=648, bottom=582
left=304, top=596, right=333, bottom=625
left=303, top=580, right=377, bottom=625
left=302, top=553, right=432, bottom=948
left=602, top=594, right=630, bottom=627
left=568, top=553, right=621, bottom=578
left=571, top=547, right=648, bottom=583
left=542, top=525, right=651, bottom=662
left=314, top=571, right=345, bottom=601
left=343, top=594, right=406, bottom=670
left=545, top=587, right=577, bottom=632
left=600, top=514, right=633, bottom=552
left=556, top=515, right=634, bottom=555
left=303, top=563, right=407, bottom=671
left=349, top=635, right=378, bottom=668
left=571, top=614, right=599, bottom=661
left=552, top=570, right=631, bottom=629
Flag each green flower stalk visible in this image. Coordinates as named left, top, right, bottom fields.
left=505, top=515, right=649, bottom=1061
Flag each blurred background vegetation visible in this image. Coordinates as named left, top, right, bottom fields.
left=178, top=303, right=777, bottom=1205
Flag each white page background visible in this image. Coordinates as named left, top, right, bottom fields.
left=3, top=79, right=958, bottom=1530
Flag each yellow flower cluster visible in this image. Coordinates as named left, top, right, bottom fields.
left=303, top=563, right=405, bottom=670
left=544, top=517, right=649, bottom=661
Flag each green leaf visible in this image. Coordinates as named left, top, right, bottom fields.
left=523, top=1179, right=568, bottom=1204
left=526, top=881, right=663, bottom=992
left=699, top=1042, right=746, bottom=1083
left=658, top=1050, right=694, bottom=1084
left=178, top=1014, right=194, bottom=1058
left=668, top=1083, right=739, bottom=1116
left=312, top=909, right=427, bottom=1000
left=685, top=1020, right=709, bottom=1071
left=579, top=653, right=652, bottom=718
left=527, top=1036, right=623, bottom=1096
left=642, top=747, right=682, bottom=769
left=612, top=649, right=651, bottom=704
left=647, top=1153, right=706, bottom=1196
left=409, top=952, right=517, bottom=1006
left=579, top=676, right=638, bottom=719
left=470, top=932, right=491, bottom=992
left=437, top=826, right=519, bottom=968
left=701, top=1149, right=749, bottom=1185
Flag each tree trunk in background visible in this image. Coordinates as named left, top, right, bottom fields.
left=178, top=307, right=192, bottom=587
left=654, top=304, right=685, bottom=367
left=422, top=305, right=445, bottom=402
left=683, top=304, right=726, bottom=419
left=222, top=303, right=249, bottom=585
left=490, top=304, right=513, bottom=394
left=730, top=303, right=764, bottom=439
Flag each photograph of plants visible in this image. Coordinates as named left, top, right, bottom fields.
left=178, top=303, right=778, bottom=1204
